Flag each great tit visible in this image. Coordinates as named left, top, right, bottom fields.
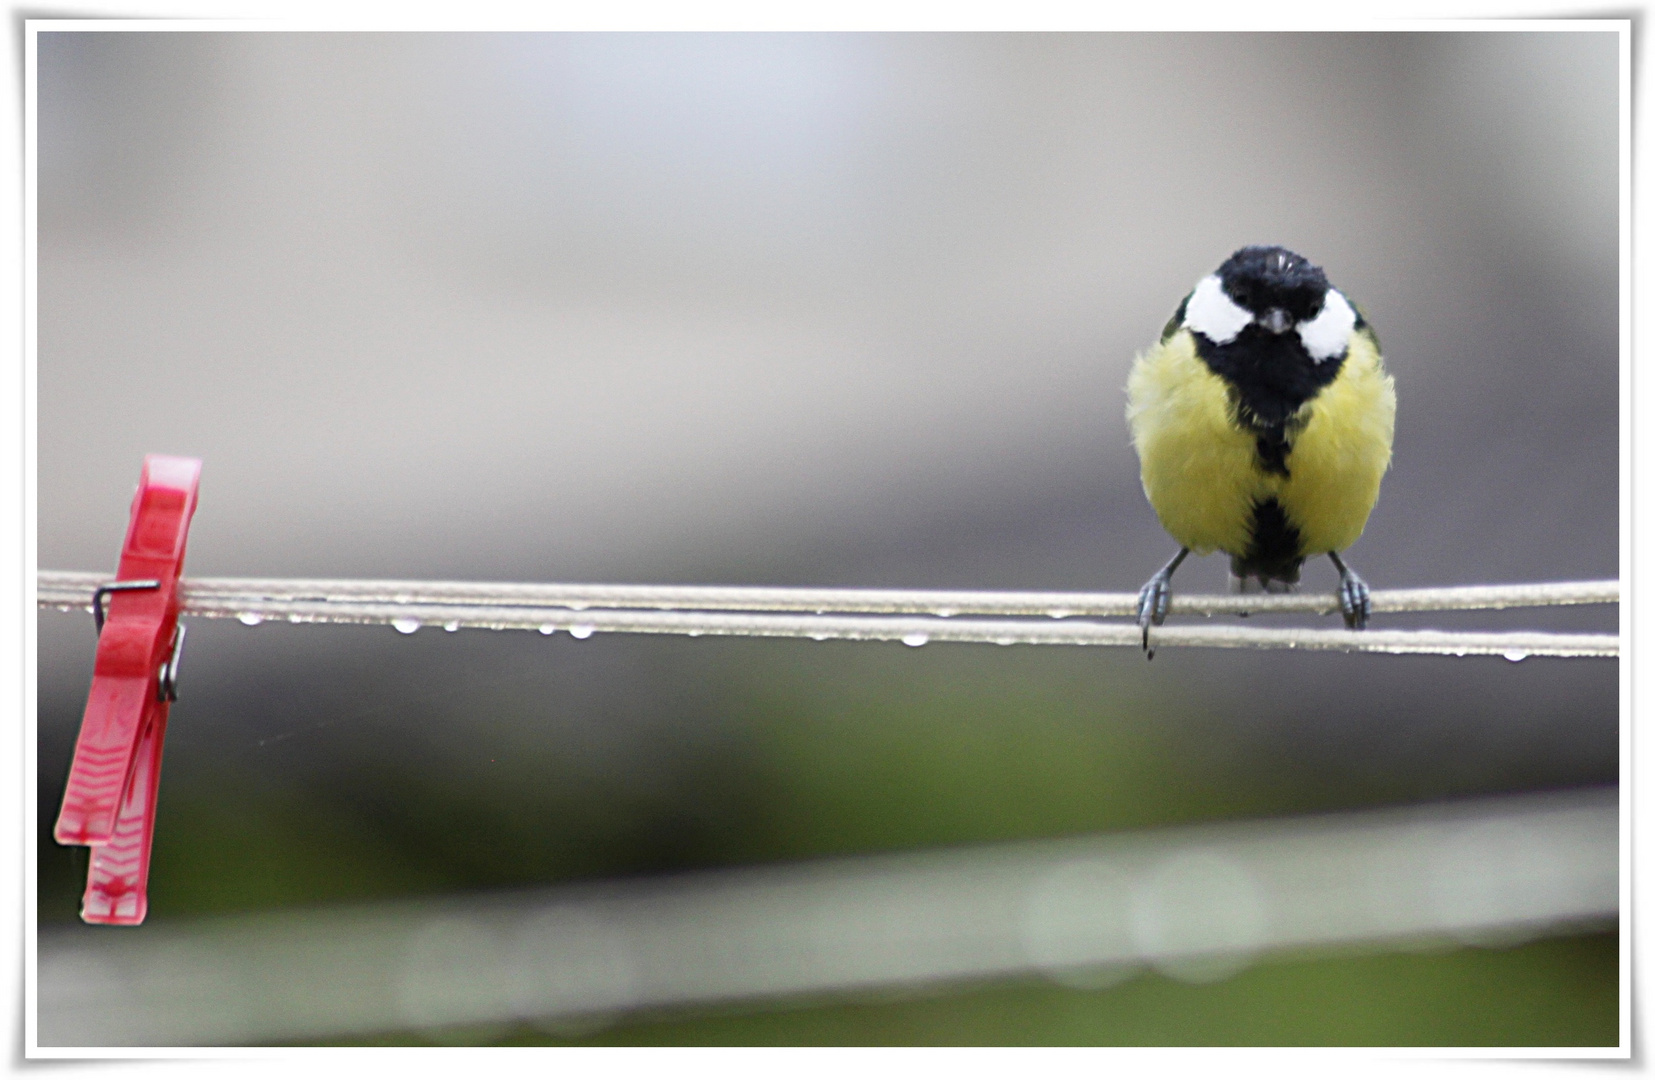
left=1126, top=245, right=1396, bottom=652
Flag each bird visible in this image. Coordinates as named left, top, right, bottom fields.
left=1125, top=245, right=1396, bottom=654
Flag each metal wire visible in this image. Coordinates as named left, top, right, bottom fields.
left=35, top=570, right=1619, bottom=657
left=37, top=570, right=1622, bottom=617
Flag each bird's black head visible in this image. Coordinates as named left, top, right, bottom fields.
left=1216, top=246, right=1330, bottom=332
left=1175, top=245, right=1358, bottom=462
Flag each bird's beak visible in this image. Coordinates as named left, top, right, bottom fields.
left=1259, top=307, right=1293, bottom=335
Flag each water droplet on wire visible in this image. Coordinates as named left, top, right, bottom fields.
left=392, top=617, right=421, bottom=635
left=444, top=621, right=460, bottom=632
left=570, top=624, right=595, bottom=640
left=1503, top=650, right=1529, bottom=662
left=237, top=612, right=263, bottom=626
left=538, top=624, right=557, bottom=636
left=902, top=632, right=929, bottom=647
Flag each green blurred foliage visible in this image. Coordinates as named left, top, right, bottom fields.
left=38, top=641, right=1326, bottom=918
left=37, top=632, right=1619, bottom=1045
left=307, top=933, right=1617, bottom=1047
left=497, top=932, right=1620, bottom=1047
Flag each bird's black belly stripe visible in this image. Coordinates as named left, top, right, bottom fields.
left=1230, top=497, right=1304, bottom=583
left=1253, top=425, right=1293, bottom=478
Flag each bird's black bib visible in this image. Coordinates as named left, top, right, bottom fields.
left=1191, top=326, right=1348, bottom=581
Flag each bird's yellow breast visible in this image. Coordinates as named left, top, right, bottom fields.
left=1125, top=328, right=1395, bottom=559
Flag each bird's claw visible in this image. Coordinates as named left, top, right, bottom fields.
left=1135, top=549, right=1189, bottom=659
left=1136, top=572, right=1174, bottom=656
left=1337, top=568, right=1371, bottom=630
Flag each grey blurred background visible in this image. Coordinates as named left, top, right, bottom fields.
left=35, top=31, right=1620, bottom=1044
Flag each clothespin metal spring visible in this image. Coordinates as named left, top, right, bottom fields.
left=90, top=579, right=160, bottom=635
left=89, top=578, right=184, bottom=702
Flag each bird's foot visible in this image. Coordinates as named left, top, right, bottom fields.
left=1137, top=549, right=1190, bottom=659
left=1332, top=559, right=1371, bottom=630
left=1136, top=572, right=1174, bottom=649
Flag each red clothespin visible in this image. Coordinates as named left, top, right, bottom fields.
left=55, top=455, right=201, bottom=925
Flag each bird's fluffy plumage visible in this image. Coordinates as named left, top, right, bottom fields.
left=1126, top=247, right=1396, bottom=588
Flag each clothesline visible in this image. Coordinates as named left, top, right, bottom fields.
left=36, top=572, right=1620, bottom=658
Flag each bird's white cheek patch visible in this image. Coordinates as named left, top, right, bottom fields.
left=1297, top=288, right=1357, bottom=362
left=1183, top=274, right=1252, bottom=344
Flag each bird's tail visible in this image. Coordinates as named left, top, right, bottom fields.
left=1228, top=572, right=1299, bottom=595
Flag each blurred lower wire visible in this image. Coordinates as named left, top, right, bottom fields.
left=36, top=785, right=1617, bottom=1047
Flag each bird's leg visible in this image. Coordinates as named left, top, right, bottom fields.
left=1136, top=547, right=1190, bottom=657
left=1327, top=551, right=1370, bottom=630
